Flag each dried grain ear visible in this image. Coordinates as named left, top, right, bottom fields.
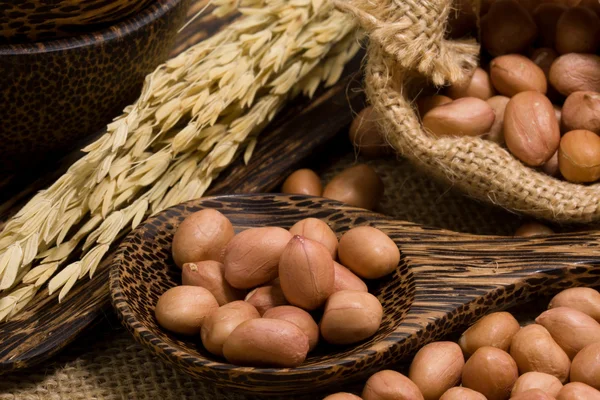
left=0, top=3, right=360, bottom=321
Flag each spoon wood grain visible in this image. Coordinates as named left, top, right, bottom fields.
left=110, top=194, right=600, bottom=395
left=0, top=10, right=364, bottom=372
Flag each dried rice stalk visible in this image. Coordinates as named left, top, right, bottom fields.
left=0, top=0, right=359, bottom=321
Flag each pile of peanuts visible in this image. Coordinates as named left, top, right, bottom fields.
left=154, top=208, right=399, bottom=367
left=349, top=0, right=600, bottom=184
left=281, top=164, right=384, bottom=211
left=324, top=286, right=600, bottom=400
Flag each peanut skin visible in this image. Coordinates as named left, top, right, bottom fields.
left=512, top=372, right=563, bottom=397
left=510, top=389, right=556, bottom=400
left=222, top=318, right=309, bottom=368
left=530, top=47, right=558, bottom=77
left=504, top=91, right=560, bottom=166
left=549, top=288, right=600, bottom=322
left=570, top=342, right=600, bottom=389
left=289, top=218, right=338, bottom=259
left=362, top=370, right=424, bottom=400
left=423, top=97, right=495, bottom=137
left=224, top=227, right=292, bottom=289
left=484, top=95, right=510, bottom=144
left=440, top=387, right=486, bottom=400
left=549, top=54, right=600, bottom=96
left=510, top=324, right=571, bottom=383
left=562, top=91, right=600, bottom=134
left=263, top=306, right=319, bottom=351
left=338, top=226, right=400, bottom=280
left=458, top=311, right=520, bottom=357
left=417, top=95, right=453, bottom=116
left=182, top=261, right=245, bottom=306
left=279, top=235, right=334, bottom=310
left=172, top=209, right=234, bottom=267
left=332, top=261, right=368, bottom=293
left=408, top=342, right=464, bottom=400
left=348, top=106, right=389, bottom=157
left=534, top=4, right=567, bottom=48
left=557, top=382, right=600, bottom=400
left=244, top=285, right=288, bottom=316
left=154, top=286, right=219, bottom=336
left=323, top=394, right=363, bottom=400
left=514, top=223, right=554, bottom=237
left=322, top=164, right=384, bottom=211
left=447, top=68, right=495, bottom=100
left=200, top=301, right=260, bottom=356
left=558, top=130, right=600, bottom=183
left=462, top=346, right=518, bottom=400
left=490, top=55, right=547, bottom=96
left=282, top=169, right=322, bottom=196
left=321, top=290, right=383, bottom=345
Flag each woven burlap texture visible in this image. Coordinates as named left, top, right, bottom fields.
left=0, top=154, right=523, bottom=400
left=336, top=0, right=600, bottom=224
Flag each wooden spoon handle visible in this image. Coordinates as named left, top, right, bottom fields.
left=238, top=195, right=600, bottom=373
left=362, top=218, right=600, bottom=361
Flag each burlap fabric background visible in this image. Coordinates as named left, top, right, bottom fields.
left=0, top=147, right=543, bottom=400
left=336, top=0, right=600, bottom=224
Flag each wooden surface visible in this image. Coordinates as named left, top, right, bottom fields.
left=0, top=2, right=364, bottom=373
left=111, top=194, right=600, bottom=395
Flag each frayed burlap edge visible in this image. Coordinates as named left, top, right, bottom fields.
left=336, top=0, right=600, bottom=223
left=335, top=0, right=480, bottom=85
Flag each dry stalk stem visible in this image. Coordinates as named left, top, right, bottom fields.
left=0, top=0, right=359, bottom=321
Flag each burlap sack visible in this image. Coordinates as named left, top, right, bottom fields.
left=336, top=0, right=600, bottom=224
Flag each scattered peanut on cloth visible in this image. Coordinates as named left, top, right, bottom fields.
left=324, top=285, right=600, bottom=400
left=282, top=164, right=384, bottom=211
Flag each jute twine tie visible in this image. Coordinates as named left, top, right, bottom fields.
left=336, top=0, right=600, bottom=223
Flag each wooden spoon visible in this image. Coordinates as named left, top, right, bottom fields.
left=110, top=193, right=600, bottom=395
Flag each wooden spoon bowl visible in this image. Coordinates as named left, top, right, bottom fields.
left=110, top=194, right=600, bottom=395
left=110, top=194, right=414, bottom=394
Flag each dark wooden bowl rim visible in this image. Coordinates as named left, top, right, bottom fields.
left=0, top=0, right=183, bottom=54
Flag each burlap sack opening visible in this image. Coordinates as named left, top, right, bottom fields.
left=336, top=0, right=600, bottom=224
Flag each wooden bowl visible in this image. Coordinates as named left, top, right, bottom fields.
left=109, top=195, right=414, bottom=396
left=0, top=0, right=189, bottom=172
left=0, top=0, right=156, bottom=43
